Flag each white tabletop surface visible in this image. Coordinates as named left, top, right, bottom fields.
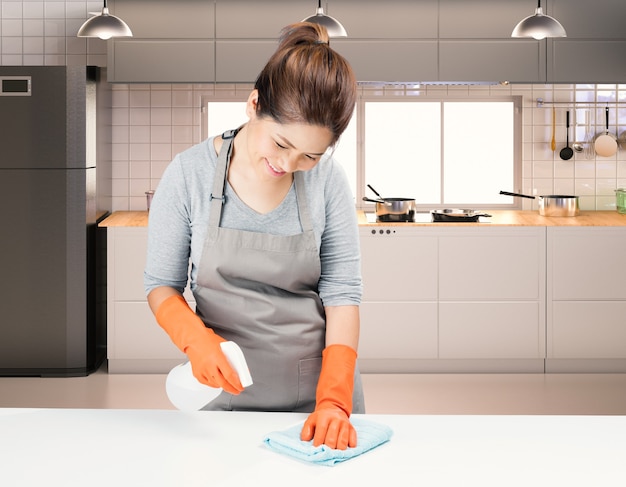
left=1, top=408, right=624, bottom=487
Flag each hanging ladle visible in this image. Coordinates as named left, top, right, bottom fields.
left=559, top=110, right=574, bottom=160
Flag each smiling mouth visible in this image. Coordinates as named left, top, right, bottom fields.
left=266, top=160, right=286, bottom=176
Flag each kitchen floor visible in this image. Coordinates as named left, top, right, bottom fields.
left=1, top=364, right=625, bottom=415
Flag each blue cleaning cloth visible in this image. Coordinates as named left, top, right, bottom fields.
left=263, top=417, right=393, bottom=466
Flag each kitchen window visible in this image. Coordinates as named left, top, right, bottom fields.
left=202, top=93, right=521, bottom=209
left=358, top=97, right=521, bottom=210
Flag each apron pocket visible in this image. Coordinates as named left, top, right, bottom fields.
left=294, top=357, right=322, bottom=412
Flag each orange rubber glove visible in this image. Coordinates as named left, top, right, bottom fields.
left=301, top=344, right=357, bottom=450
left=155, top=294, right=243, bottom=395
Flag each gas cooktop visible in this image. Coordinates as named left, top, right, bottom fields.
left=364, top=212, right=433, bottom=223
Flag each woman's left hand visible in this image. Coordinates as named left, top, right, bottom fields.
left=301, top=407, right=357, bottom=450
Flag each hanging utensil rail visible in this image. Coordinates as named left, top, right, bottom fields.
left=536, top=98, right=626, bottom=108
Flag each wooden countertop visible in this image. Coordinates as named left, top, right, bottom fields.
left=99, top=211, right=149, bottom=227
left=358, top=210, right=626, bottom=226
left=99, top=210, right=626, bottom=228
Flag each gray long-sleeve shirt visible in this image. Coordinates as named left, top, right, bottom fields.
left=144, top=136, right=362, bottom=306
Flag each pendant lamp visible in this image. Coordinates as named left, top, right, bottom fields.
left=77, top=0, right=133, bottom=40
left=511, top=0, right=566, bottom=40
left=302, top=0, right=347, bottom=38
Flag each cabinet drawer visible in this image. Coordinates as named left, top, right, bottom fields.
left=439, top=302, right=543, bottom=359
left=360, top=302, right=438, bottom=359
left=111, top=302, right=185, bottom=360
left=548, top=228, right=626, bottom=300
left=110, top=228, right=193, bottom=301
left=360, top=234, right=438, bottom=301
left=111, top=229, right=148, bottom=301
left=550, top=301, right=626, bottom=359
left=439, top=233, right=543, bottom=300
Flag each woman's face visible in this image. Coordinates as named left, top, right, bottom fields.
left=243, top=90, right=333, bottom=180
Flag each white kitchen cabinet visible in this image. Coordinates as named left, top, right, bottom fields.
left=439, top=302, right=542, bottom=359
left=551, top=302, right=626, bottom=359
left=359, top=226, right=545, bottom=372
left=359, top=229, right=438, bottom=371
left=359, top=302, right=438, bottom=362
left=438, top=230, right=545, bottom=301
left=360, top=229, right=438, bottom=301
left=106, top=226, right=186, bottom=373
left=546, top=227, right=626, bottom=372
left=438, top=228, right=546, bottom=366
left=103, top=213, right=626, bottom=374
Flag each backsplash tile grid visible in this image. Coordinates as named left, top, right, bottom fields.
left=110, top=83, right=626, bottom=212
left=0, top=0, right=106, bottom=66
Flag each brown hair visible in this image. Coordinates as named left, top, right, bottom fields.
left=254, top=22, right=357, bottom=146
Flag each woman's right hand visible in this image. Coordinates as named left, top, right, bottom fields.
left=185, top=326, right=244, bottom=395
left=153, top=293, right=243, bottom=395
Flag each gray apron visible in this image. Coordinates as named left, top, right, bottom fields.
left=195, top=129, right=364, bottom=413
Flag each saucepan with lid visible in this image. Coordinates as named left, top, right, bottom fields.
left=500, top=191, right=580, bottom=217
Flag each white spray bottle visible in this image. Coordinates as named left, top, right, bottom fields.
left=165, top=341, right=253, bottom=411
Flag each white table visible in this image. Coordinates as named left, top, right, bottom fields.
left=0, top=409, right=624, bottom=487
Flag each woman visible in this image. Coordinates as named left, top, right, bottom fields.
left=144, top=22, right=363, bottom=450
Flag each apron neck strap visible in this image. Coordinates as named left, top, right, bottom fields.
left=293, top=171, right=313, bottom=233
left=209, top=129, right=238, bottom=229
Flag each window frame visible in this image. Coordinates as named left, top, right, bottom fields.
left=201, top=90, right=523, bottom=211
left=354, top=94, right=523, bottom=211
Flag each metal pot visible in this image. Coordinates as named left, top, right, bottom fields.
left=363, top=197, right=417, bottom=222
left=500, top=191, right=580, bottom=217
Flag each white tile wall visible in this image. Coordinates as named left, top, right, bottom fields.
left=2, top=0, right=626, bottom=212
left=0, top=0, right=107, bottom=67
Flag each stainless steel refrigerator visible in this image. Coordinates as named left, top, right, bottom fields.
left=0, top=66, right=111, bottom=376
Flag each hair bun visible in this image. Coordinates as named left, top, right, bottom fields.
left=279, top=22, right=330, bottom=49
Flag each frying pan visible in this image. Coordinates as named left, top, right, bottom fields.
left=431, top=209, right=491, bottom=222
left=594, top=106, right=618, bottom=157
